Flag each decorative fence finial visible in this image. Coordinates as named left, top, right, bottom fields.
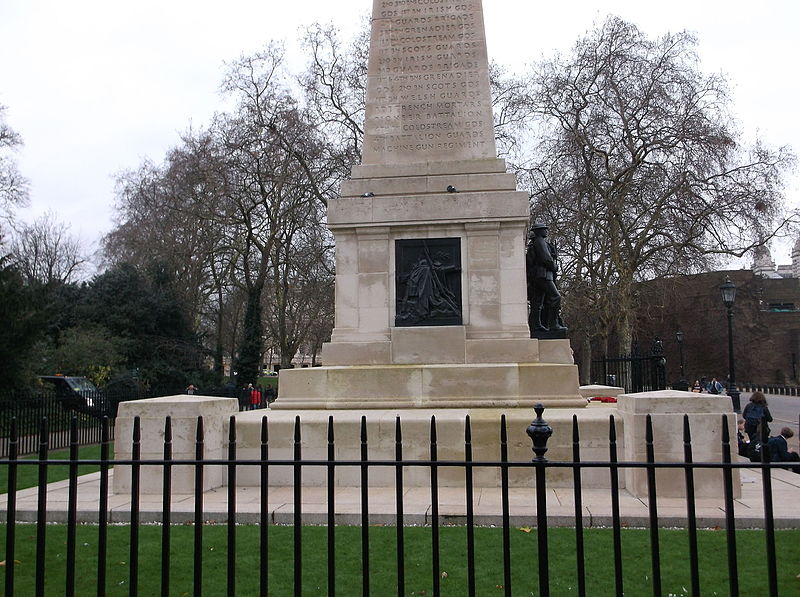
left=526, top=403, right=553, bottom=461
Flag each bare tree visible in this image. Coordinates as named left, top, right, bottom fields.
left=521, top=16, right=796, bottom=355
left=0, top=105, right=29, bottom=227
left=103, top=42, right=345, bottom=383
left=11, top=212, right=87, bottom=285
left=263, top=194, right=334, bottom=368
left=214, top=43, right=344, bottom=381
left=300, top=21, right=368, bottom=167
left=489, top=60, right=531, bottom=160
left=105, top=135, right=236, bottom=327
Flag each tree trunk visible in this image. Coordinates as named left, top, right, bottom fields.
left=578, top=333, right=592, bottom=385
left=234, top=283, right=264, bottom=385
left=213, top=297, right=225, bottom=383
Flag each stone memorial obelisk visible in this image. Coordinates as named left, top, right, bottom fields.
left=273, top=0, right=584, bottom=410
left=112, top=1, right=738, bottom=499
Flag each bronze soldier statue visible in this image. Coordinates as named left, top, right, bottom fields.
left=526, top=222, right=567, bottom=337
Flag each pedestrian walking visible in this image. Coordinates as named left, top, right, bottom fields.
left=742, top=391, right=773, bottom=442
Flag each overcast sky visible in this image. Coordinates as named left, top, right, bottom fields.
left=1, top=0, right=798, bottom=266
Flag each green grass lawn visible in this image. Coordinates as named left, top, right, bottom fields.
left=0, top=444, right=114, bottom=494
left=1, top=524, right=797, bottom=595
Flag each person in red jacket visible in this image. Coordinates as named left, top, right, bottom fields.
left=249, top=384, right=262, bottom=410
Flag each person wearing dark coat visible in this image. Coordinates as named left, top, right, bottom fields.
left=767, top=428, right=800, bottom=473
left=736, top=419, right=750, bottom=457
left=706, top=377, right=724, bottom=394
left=742, top=391, right=773, bottom=442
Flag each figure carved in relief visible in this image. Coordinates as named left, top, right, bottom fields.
left=397, top=249, right=461, bottom=325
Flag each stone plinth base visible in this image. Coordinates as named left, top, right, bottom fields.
left=113, top=395, right=239, bottom=495
left=108, top=392, right=740, bottom=502
left=617, top=390, right=741, bottom=499
left=270, top=361, right=585, bottom=411
left=322, top=336, right=576, bottom=367
left=231, top=407, right=618, bottom=490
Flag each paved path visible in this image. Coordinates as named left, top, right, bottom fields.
left=2, top=464, right=798, bottom=530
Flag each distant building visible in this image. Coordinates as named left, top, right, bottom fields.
left=630, top=243, right=800, bottom=386
left=753, top=241, right=800, bottom=281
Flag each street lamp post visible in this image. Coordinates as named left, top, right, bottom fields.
left=675, top=330, right=688, bottom=390
left=720, top=277, right=741, bottom=413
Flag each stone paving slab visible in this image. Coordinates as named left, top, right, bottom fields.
left=1, top=465, right=798, bottom=529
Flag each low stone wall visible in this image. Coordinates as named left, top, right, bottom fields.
left=112, top=391, right=739, bottom=500
left=113, top=395, right=239, bottom=495
left=617, top=390, right=740, bottom=499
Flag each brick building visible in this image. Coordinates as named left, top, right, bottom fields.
left=631, top=242, right=800, bottom=386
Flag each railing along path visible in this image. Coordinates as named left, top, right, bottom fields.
left=2, top=407, right=798, bottom=596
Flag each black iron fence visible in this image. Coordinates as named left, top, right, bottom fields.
left=2, top=408, right=798, bottom=596
left=0, top=386, right=275, bottom=457
left=590, top=351, right=667, bottom=392
left=0, top=390, right=121, bottom=457
left=739, top=382, right=800, bottom=396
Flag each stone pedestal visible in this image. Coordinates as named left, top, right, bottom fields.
left=273, top=163, right=586, bottom=409
left=113, top=396, right=239, bottom=495
left=272, top=0, right=584, bottom=411
left=318, top=165, right=537, bottom=367
left=273, top=358, right=585, bottom=410
left=618, top=390, right=740, bottom=499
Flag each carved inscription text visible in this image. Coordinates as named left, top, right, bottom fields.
left=362, top=0, right=497, bottom=165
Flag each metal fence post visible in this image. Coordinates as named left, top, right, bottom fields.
left=682, top=416, right=700, bottom=596
left=394, top=417, right=405, bottom=597
left=35, top=417, right=49, bottom=597
left=227, top=416, right=237, bottom=597
left=327, top=416, right=336, bottom=597
left=130, top=416, right=141, bottom=595
left=259, top=416, right=269, bottom=597
left=361, top=416, right=371, bottom=597
left=608, top=415, right=624, bottom=596
left=429, top=416, right=440, bottom=597
left=161, top=417, right=173, bottom=597
left=293, top=416, right=302, bottom=597
left=66, top=417, right=79, bottom=597
left=465, top=416, right=476, bottom=597
left=645, top=415, right=662, bottom=596
left=4, top=418, right=18, bottom=596
left=527, top=404, right=553, bottom=596
left=499, top=415, right=512, bottom=597
left=721, top=415, right=739, bottom=595
left=571, top=415, right=586, bottom=597
left=194, top=416, right=205, bottom=597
